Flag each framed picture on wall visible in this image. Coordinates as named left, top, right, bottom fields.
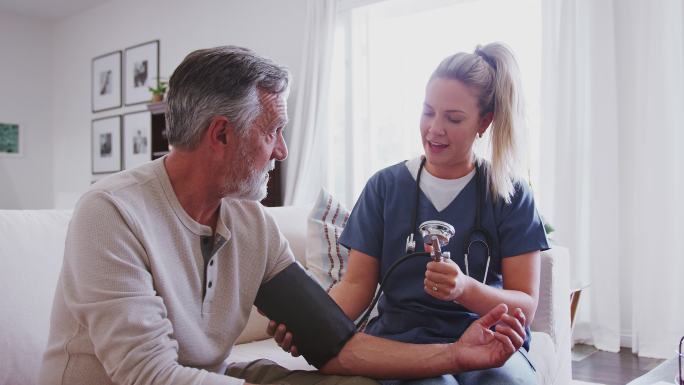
left=123, top=110, right=152, bottom=169
left=0, top=122, right=22, bottom=156
left=92, top=51, right=122, bottom=112
left=124, top=40, right=159, bottom=106
left=92, top=115, right=122, bottom=174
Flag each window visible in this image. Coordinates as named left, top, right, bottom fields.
left=325, top=0, right=542, bottom=207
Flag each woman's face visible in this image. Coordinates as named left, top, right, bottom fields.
left=420, top=77, right=491, bottom=179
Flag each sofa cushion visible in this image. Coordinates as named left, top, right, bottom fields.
left=264, top=204, right=310, bottom=267
left=0, top=210, right=72, bottom=385
left=228, top=338, right=315, bottom=371
left=305, top=189, right=350, bottom=291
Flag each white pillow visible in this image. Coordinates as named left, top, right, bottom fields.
left=264, top=204, right=311, bottom=267
left=305, top=189, right=351, bottom=291
left=236, top=205, right=311, bottom=345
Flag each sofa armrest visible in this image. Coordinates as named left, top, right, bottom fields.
left=530, top=246, right=572, bottom=385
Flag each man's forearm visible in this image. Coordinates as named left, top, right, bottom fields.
left=319, top=333, right=459, bottom=379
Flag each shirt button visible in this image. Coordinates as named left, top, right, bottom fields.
left=209, top=260, right=214, bottom=266
left=208, top=281, right=213, bottom=288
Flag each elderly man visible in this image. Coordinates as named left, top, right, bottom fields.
left=39, top=46, right=527, bottom=385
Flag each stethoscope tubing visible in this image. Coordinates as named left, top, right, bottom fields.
left=355, top=251, right=431, bottom=330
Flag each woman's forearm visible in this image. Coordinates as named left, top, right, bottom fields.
left=457, top=277, right=537, bottom=324
left=329, top=279, right=375, bottom=320
left=456, top=251, right=540, bottom=324
left=328, top=250, right=380, bottom=320
left=426, top=251, right=540, bottom=324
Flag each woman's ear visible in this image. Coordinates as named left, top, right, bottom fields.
left=479, top=111, right=494, bottom=134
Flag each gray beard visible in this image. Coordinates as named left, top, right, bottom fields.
left=224, top=158, right=275, bottom=201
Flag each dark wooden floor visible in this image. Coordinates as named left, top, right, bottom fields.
left=572, top=345, right=665, bottom=385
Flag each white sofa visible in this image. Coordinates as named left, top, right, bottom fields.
left=0, top=206, right=571, bottom=385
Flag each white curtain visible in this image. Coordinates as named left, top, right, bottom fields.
left=616, top=0, right=684, bottom=358
left=282, top=0, right=337, bottom=205
left=540, top=0, right=684, bottom=358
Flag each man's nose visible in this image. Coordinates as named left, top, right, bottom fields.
left=273, top=134, right=288, bottom=161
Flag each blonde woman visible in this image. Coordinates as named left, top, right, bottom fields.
left=274, top=43, right=547, bottom=385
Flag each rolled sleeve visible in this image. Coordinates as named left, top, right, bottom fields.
left=496, top=182, right=550, bottom=258
left=338, top=173, right=385, bottom=259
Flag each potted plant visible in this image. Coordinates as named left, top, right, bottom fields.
left=149, top=78, right=168, bottom=103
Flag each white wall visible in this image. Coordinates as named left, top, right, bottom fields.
left=0, top=11, right=54, bottom=209
left=52, top=0, right=308, bottom=208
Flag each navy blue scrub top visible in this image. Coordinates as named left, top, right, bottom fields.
left=338, top=159, right=549, bottom=349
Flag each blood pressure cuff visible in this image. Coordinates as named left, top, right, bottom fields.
left=254, top=262, right=356, bottom=369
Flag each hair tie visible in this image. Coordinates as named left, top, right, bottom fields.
left=475, top=48, right=497, bottom=70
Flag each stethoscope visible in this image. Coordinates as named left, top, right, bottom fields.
left=356, top=156, right=494, bottom=330
left=406, top=156, right=493, bottom=284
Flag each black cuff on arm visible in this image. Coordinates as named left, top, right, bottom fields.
left=254, top=263, right=356, bottom=368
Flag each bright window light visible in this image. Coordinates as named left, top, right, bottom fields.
left=326, top=0, right=541, bottom=207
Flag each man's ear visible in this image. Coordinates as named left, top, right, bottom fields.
left=206, top=116, right=232, bottom=148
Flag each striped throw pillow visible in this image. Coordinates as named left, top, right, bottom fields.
left=306, top=189, right=350, bottom=291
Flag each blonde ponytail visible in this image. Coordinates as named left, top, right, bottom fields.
left=430, top=42, right=525, bottom=203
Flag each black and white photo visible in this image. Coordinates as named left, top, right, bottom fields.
left=99, top=132, right=112, bottom=157
left=133, top=60, right=148, bottom=87
left=124, top=40, right=159, bottom=105
left=92, top=115, right=121, bottom=174
left=92, top=51, right=122, bottom=112
left=122, top=111, right=151, bottom=169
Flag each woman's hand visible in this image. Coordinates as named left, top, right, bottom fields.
left=424, top=258, right=471, bottom=302
left=266, top=320, right=300, bottom=357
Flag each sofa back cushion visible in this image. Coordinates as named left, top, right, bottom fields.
left=0, top=210, right=72, bottom=385
left=233, top=204, right=311, bottom=344
left=264, top=204, right=310, bottom=267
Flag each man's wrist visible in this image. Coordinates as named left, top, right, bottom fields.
left=446, top=341, right=464, bottom=374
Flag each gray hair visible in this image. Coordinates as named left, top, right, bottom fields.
left=165, top=46, right=290, bottom=149
left=430, top=42, right=525, bottom=203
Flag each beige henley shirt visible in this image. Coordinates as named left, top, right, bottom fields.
left=39, top=157, right=294, bottom=385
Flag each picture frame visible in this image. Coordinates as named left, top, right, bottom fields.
left=0, top=122, right=22, bottom=157
left=124, top=40, right=159, bottom=106
left=92, top=115, right=122, bottom=174
left=123, top=110, right=152, bottom=170
left=92, top=51, right=122, bottom=112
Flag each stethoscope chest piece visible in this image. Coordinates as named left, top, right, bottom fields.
left=419, top=220, right=455, bottom=245
left=419, top=220, right=455, bottom=261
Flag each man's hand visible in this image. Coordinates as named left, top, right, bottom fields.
left=266, top=320, right=300, bottom=357
left=449, top=303, right=526, bottom=372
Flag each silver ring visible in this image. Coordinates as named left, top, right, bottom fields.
left=432, top=285, right=438, bottom=292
